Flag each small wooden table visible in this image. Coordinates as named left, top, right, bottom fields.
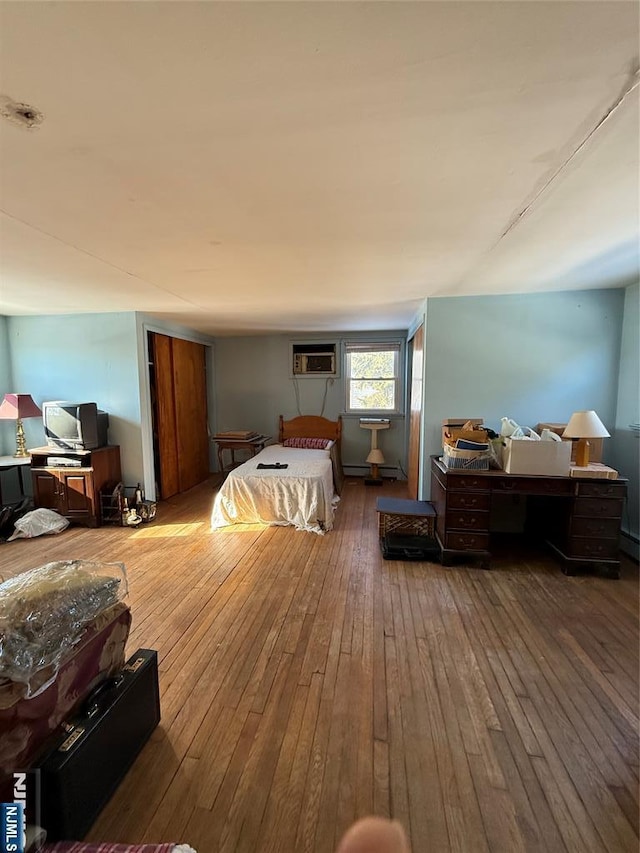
left=213, top=435, right=271, bottom=473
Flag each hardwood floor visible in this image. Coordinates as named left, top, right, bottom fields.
left=1, top=478, right=638, bottom=852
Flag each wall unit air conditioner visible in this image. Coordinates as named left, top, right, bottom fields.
left=291, top=343, right=337, bottom=376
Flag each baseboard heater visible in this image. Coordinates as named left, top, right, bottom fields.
left=344, top=464, right=399, bottom=479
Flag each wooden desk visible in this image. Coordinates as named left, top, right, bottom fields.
left=213, top=435, right=271, bottom=473
left=0, top=456, right=31, bottom=504
left=430, top=456, right=627, bottom=577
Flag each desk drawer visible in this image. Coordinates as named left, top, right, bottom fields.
left=445, top=531, right=490, bottom=551
left=492, top=477, right=573, bottom=496
left=576, top=481, right=626, bottom=498
left=573, top=497, right=624, bottom=519
left=446, top=509, right=490, bottom=531
left=566, top=537, right=620, bottom=559
left=570, top=516, right=621, bottom=539
left=447, top=474, right=490, bottom=491
left=448, top=491, right=491, bottom=511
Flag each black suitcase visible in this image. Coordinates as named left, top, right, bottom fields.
left=381, top=533, right=441, bottom=561
left=37, top=648, right=161, bottom=840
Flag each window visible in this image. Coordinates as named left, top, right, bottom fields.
left=344, top=341, right=403, bottom=414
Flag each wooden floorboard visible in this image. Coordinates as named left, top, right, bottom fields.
left=1, top=476, right=638, bottom=852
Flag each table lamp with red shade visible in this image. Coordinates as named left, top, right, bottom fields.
left=0, top=393, right=42, bottom=457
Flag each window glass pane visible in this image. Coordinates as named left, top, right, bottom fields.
left=350, top=351, right=396, bottom=379
left=344, top=340, right=403, bottom=414
left=349, top=379, right=396, bottom=410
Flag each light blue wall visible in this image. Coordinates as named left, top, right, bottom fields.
left=6, top=313, right=144, bottom=485
left=421, top=289, right=625, bottom=497
left=610, top=283, right=639, bottom=557
left=0, top=316, right=13, bottom=455
left=213, top=332, right=408, bottom=473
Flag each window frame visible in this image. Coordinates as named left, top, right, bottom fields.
left=343, top=339, right=404, bottom=416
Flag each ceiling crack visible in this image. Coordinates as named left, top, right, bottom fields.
left=498, top=63, right=640, bottom=243
left=0, top=208, right=204, bottom=310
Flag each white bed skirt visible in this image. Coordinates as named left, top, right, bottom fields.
left=211, top=445, right=338, bottom=534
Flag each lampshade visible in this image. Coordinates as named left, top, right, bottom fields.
left=366, top=448, right=385, bottom=465
left=562, top=410, right=610, bottom=439
left=0, top=393, right=42, bottom=457
left=0, top=393, right=42, bottom=420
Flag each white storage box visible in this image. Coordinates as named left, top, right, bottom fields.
left=502, top=437, right=571, bottom=476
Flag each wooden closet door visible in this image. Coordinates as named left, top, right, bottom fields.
left=407, top=324, right=424, bottom=499
left=152, top=333, right=180, bottom=499
left=150, top=333, right=209, bottom=499
left=171, top=337, right=210, bottom=492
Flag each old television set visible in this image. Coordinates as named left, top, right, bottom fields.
left=43, top=401, right=109, bottom=450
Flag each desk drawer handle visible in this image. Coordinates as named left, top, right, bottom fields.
left=459, top=478, right=482, bottom=490
left=458, top=515, right=479, bottom=527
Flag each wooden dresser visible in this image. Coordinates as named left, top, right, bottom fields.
left=430, top=455, right=627, bottom=577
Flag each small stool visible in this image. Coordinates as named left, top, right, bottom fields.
left=376, top=497, right=439, bottom=561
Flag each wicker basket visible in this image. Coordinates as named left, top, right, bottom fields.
left=442, top=444, right=490, bottom=470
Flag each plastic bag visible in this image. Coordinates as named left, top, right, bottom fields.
left=0, top=560, right=128, bottom=695
left=500, top=417, right=520, bottom=437
left=510, top=426, right=540, bottom=441
left=488, top=437, right=504, bottom=469
left=7, top=508, right=69, bottom=541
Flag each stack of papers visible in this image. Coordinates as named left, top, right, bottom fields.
left=570, top=463, right=619, bottom=479
left=215, top=430, right=258, bottom=440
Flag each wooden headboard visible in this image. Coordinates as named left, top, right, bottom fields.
left=278, top=415, right=344, bottom=493
left=279, top=415, right=342, bottom=444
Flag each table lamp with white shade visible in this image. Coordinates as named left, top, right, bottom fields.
left=562, top=410, right=610, bottom=467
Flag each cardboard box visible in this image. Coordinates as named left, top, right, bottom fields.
left=502, top=437, right=571, bottom=476
left=441, top=418, right=485, bottom=446
left=535, top=422, right=603, bottom=463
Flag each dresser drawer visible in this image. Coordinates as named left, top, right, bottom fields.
left=566, top=537, right=620, bottom=559
left=446, top=509, right=490, bottom=531
left=576, top=481, right=626, bottom=498
left=447, top=491, right=491, bottom=511
left=570, top=516, right=621, bottom=539
left=445, top=531, right=490, bottom=551
left=573, top=497, right=624, bottom=519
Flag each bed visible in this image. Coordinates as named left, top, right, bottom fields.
left=210, top=415, right=343, bottom=534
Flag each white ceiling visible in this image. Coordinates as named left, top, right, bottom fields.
left=0, top=1, right=638, bottom=336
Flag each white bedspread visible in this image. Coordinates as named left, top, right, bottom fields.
left=211, top=444, right=338, bottom=534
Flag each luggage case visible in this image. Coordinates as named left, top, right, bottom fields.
left=381, top=533, right=440, bottom=561
left=37, top=648, right=160, bottom=841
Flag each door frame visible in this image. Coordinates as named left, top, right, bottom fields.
left=407, top=323, right=425, bottom=499
left=136, top=317, right=215, bottom=502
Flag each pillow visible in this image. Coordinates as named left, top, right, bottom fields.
left=282, top=437, right=334, bottom=450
